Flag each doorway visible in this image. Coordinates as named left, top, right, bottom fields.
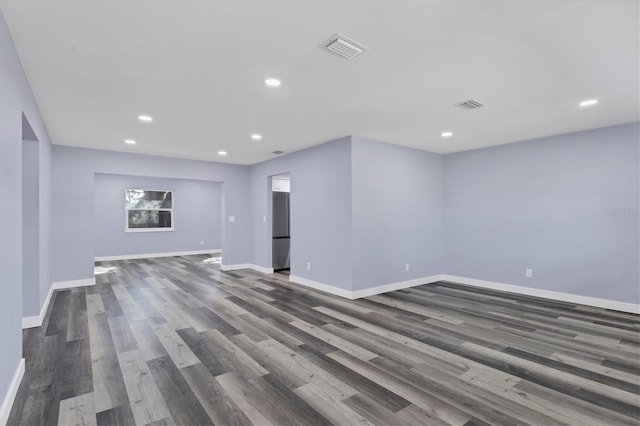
left=271, top=174, right=290, bottom=274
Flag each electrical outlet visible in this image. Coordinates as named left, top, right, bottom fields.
left=405, top=263, right=410, bottom=272
left=263, top=216, right=267, bottom=223
left=307, top=262, right=311, bottom=271
left=200, top=241, right=204, bottom=246
left=229, top=216, right=235, bottom=223
left=525, top=268, right=533, bottom=278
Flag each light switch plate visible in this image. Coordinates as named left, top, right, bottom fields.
left=229, top=216, right=235, bottom=223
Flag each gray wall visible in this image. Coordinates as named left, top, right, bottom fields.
left=52, top=146, right=250, bottom=282
left=94, top=174, right=221, bottom=257
left=351, top=137, right=444, bottom=290
left=38, top=130, right=52, bottom=310
left=249, top=135, right=445, bottom=292
left=22, top=139, right=39, bottom=316
left=249, top=137, right=353, bottom=289
left=21, top=133, right=51, bottom=318
left=0, top=9, right=53, bottom=409
left=443, top=123, right=640, bottom=303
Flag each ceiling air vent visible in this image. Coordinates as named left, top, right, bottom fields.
left=321, top=33, right=368, bottom=60
left=272, top=150, right=285, bottom=155
left=455, top=99, right=485, bottom=110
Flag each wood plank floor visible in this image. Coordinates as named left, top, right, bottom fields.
left=8, top=255, right=640, bottom=425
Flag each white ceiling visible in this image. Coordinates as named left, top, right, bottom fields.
left=1, top=1, right=638, bottom=165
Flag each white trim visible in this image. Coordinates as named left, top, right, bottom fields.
left=220, top=263, right=250, bottom=271
left=22, top=278, right=96, bottom=329
left=221, top=264, right=274, bottom=274
left=95, top=249, right=221, bottom=262
left=247, top=264, right=275, bottom=274
left=22, top=284, right=54, bottom=329
left=124, top=227, right=174, bottom=233
left=52, top=277, right=96, bottom=290
left=289, top=275, right=354, bottom=299
left=288, top=273, right=639, bottom=313
left=289, top=274, right=445, bottom=300
left=351, top=275, right=445, bottom=299
left=125, top=188, right=174, bottom=232
left=0, top=358, right=25, bottom=426
left=442, top=275, right=640, bottom=314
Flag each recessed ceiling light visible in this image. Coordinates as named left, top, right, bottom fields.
left=579, top=99, right=598, bottom=107
left=218, top=150, right=227, bottom=156
left=265, top=78, right=281, bottom=87
left=441, top=131, right=453, bottom=138
left=251, top=134, right=262, bottom=141
left=138, top=115, right=153, bottom=122
left=124, top=139, right=136, bottom=145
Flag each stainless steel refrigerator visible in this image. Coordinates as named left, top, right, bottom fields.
left=272, top=192, right=290, bottom=271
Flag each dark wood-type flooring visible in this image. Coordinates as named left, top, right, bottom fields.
left=8, top=255, right=640, bottom=425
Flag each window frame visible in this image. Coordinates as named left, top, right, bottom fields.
left=124, top=188, right=175, bottom=233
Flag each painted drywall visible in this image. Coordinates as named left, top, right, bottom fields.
left=444, top=122, right=640, bottom=303
left=0, top=9, right=53, bottom=413
left=38, top=128, right=52, bottom=311
left=52, top=146, right=250, bottom=282
left=249, top=135, right=444, bottom=292
left=351, top=137, right=444, bottom=290
left=22, top=139, right=39, bottom=316
left=249, top=137, right=353, bottom=289
left=94, top=174, right=221, bottom=257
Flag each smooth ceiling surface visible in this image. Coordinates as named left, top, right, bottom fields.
left=1, top=1, right=638, bottom=165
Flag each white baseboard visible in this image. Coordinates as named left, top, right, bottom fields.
left=53, top=277, right=96, bottom=290
left=290, top=274, right=445, bottom=300
left=289, top=275, right=354, bottom=299
left=220, top=263, right=250, bottom=271
left=289, top=273, right=639, bottom=314
left=221, top=264, right=274, bottom=274
left=22, top=278, right=96, bottom=329
left=247, top=264, right=275, bottom=274
left=95, top=249, right=221, bottom=262
left=0, top=358, right=25, bottom=426
left=351, top=275, right=445, bottom=299
left=22, top=284, right=54, bottom=329
left=442, top=275, right=640, bottom=314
